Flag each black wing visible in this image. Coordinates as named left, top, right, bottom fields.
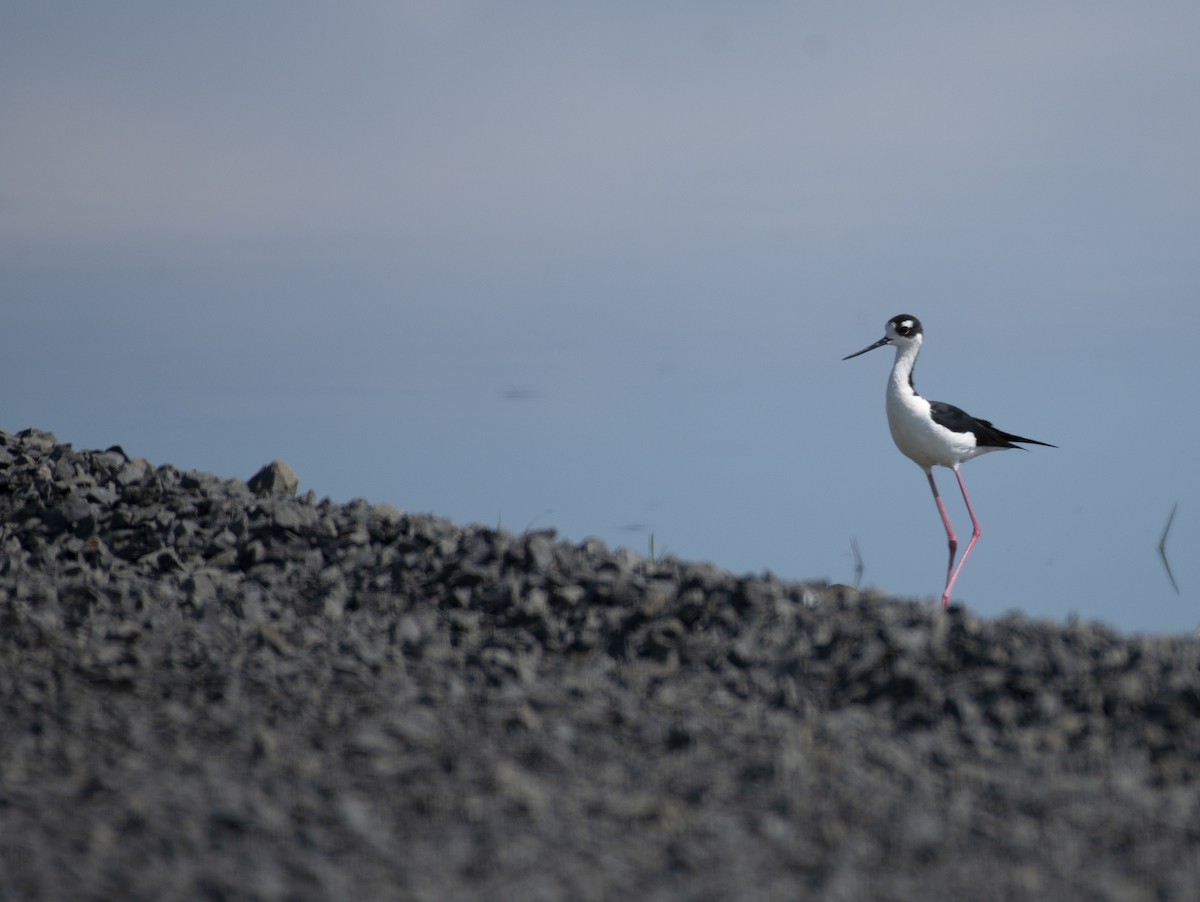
left=929, top=400, right=1056, bottom=450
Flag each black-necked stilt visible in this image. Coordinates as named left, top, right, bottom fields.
left=844, top=314, right=1055, bottom=608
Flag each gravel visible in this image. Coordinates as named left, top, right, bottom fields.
left=1, top=427, right=1198, bottom=900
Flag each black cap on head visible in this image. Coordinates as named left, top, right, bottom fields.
left=887, top=315, right=922, bottom=338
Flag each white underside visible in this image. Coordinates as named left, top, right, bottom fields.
left=886, top=390, right=982, bottom=470
left=885, top=347, right=1002, bottom=471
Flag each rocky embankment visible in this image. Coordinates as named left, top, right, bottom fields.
left=1, top=428, right=1198, bottom=900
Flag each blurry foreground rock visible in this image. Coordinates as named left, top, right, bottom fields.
left=1, top=428, right=1198, bottom=901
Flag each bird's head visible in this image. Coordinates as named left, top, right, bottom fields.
left=843, top=314, right=923, bottom=360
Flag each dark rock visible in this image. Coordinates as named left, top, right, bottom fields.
left=524, top=530, right=557, bottom=571
left=247, top=460, right=299, bottom=497
left=115, top=457, right=155, bottom=486
left=0, top=426, right=1198, bottom=902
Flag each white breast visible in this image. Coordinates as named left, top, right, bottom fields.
left=885, top=387, right=977, bottom=470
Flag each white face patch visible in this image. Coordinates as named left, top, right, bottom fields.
left=887, top=315, right=922, bottom=339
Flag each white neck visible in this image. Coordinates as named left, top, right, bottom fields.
left=888, top=341, right=921, bottom=399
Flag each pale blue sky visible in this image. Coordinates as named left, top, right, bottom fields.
left=3, top=3, right=1198, bottom=633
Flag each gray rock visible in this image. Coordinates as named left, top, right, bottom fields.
left=0, top=426, right=1198, bottom=902
left=115, top=457, right=155, bottom=486
left=247, top=460, right=299, bottom=497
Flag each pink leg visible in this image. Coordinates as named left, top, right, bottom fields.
left=925, top=471, right=958, bottom=606
left=941, top=467, right=982, bottom=607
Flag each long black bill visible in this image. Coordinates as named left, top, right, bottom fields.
left=842, top=336, right=891, bottom=360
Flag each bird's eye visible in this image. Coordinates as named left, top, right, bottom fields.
left=896, top=320, right=914, bottom=335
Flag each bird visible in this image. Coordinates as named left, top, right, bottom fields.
left=843, top=314, right=1055, bottom=608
